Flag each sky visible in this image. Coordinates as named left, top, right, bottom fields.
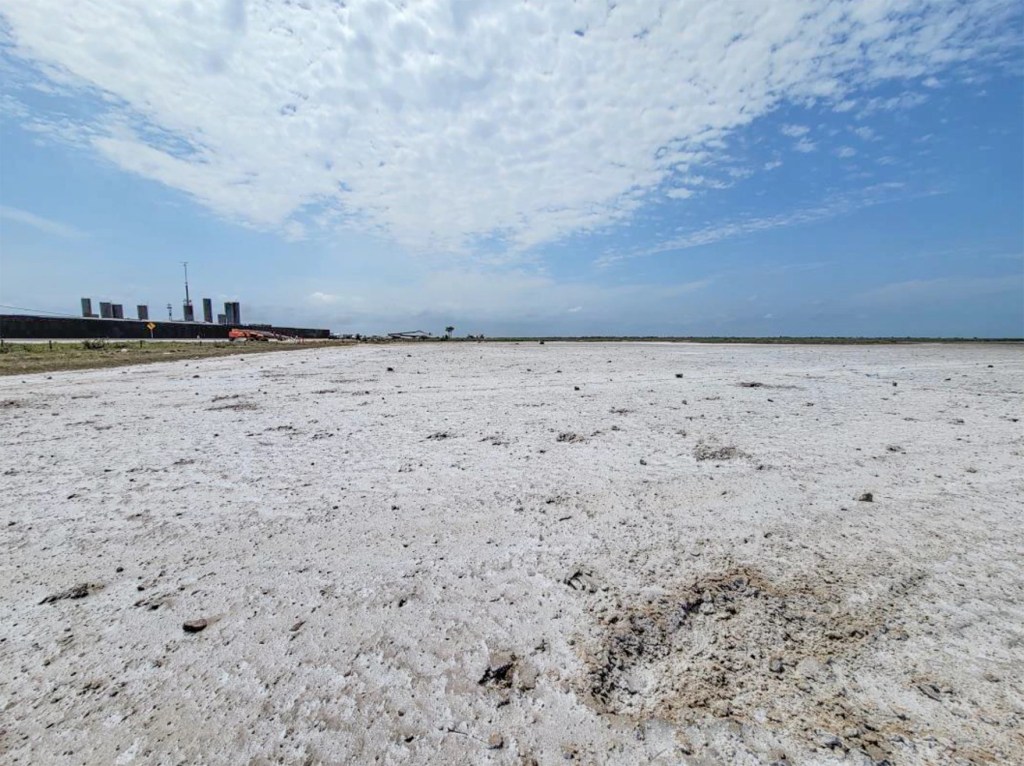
left=0, top=0, right=1022, bottom=337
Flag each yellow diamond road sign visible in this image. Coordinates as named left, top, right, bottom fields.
left=146, top=322, right=156, bottom=331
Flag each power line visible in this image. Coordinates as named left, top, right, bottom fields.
left=0, top=303, right=83, bottom=318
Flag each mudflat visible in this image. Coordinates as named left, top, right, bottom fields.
left=1, top=342, right=1021, bottom=765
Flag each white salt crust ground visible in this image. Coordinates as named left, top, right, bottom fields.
left=0, top=342, right=1022, bottom=765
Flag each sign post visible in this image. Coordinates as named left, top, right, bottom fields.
left=146, top=322, right=156, bottom=339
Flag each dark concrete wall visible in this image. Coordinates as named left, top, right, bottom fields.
left=0, top=315, right=330, bottom=340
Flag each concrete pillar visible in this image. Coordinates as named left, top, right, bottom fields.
left=137, top=305, right=149, bottom=321
left=202, top=298, right=213, bottom=323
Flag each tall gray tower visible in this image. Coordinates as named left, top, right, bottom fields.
left=182, top=262, right=194, bottom=322
left=224, top=301, right=242, bottom=325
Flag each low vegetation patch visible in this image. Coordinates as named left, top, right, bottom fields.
left=0, top=340, right=350, bottom=376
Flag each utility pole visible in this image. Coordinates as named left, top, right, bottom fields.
left=167, top=303, right=173, bottom=320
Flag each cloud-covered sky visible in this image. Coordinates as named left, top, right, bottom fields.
left=1, top=0, right=1021, bottom=336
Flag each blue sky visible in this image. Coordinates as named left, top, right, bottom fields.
left=0, top=0, right=1021, bottom=337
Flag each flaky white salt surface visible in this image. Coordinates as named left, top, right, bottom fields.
left=1, top=342, right=1022, bottom=764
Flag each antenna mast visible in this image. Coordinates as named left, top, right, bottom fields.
left=181, top=261, right=194, bottom=322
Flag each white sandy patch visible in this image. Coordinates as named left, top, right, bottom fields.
left=1, top=342, right=1022, bottom=765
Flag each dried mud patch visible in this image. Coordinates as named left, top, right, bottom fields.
left=581, top=567, right=929, bottom=760
left=693, top=442, right=745, bottom=461
left=207, top=399, right=259, bottom=412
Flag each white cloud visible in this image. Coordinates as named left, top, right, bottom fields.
left=299, top=267, right=714, bottom=328
left=780, top=124, right=810, bottom=137
left=794, top=138, right=817, bottom=153
left=0, top=1, right=1017, bottom=252
left=763, top=159, right=783, bottom=171
left=308, top=291, right=339, bottom=304
left=0, top=204, right=85, bottom=238
left=856, top=274, right=1023, bottom=305
left=860, top=91, right=929, bottom=116
left=835, top=146, right=857, bottom=158
left=666, top=188, right=695, bottom=199
left=596, top=182, right=927, bottom=266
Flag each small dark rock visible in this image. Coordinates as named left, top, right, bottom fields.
left=769, top=657, right=784, bottom=673
left=818, top=733, right=842, bottom=750
left=556, top=432, right=585, bottom=443
left=183, top=618, right=208, bottom=633
left=487, top=733, right=504, bottom=750
left=564, top=569, right=598, bottom=592
left=857, top=492, right=874, bottom=502
left=479, top=652, right=516, bottom=689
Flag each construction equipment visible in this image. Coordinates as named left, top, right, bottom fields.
left=228, top=328, right=293, bottom=342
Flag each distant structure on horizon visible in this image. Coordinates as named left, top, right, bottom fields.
left=223, top=301, right=241, bottom=325
left=74, top=264, right=250, bottom=326
left=80, top=295, right=242, bottom=325
left=181, top=262, right=195, bottom=322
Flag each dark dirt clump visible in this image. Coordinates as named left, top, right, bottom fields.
left=693, top=442, right=743, bottom=461
left=581, top=567, right=929, bottom=761
left=40, top=582, right=102, bottom=604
